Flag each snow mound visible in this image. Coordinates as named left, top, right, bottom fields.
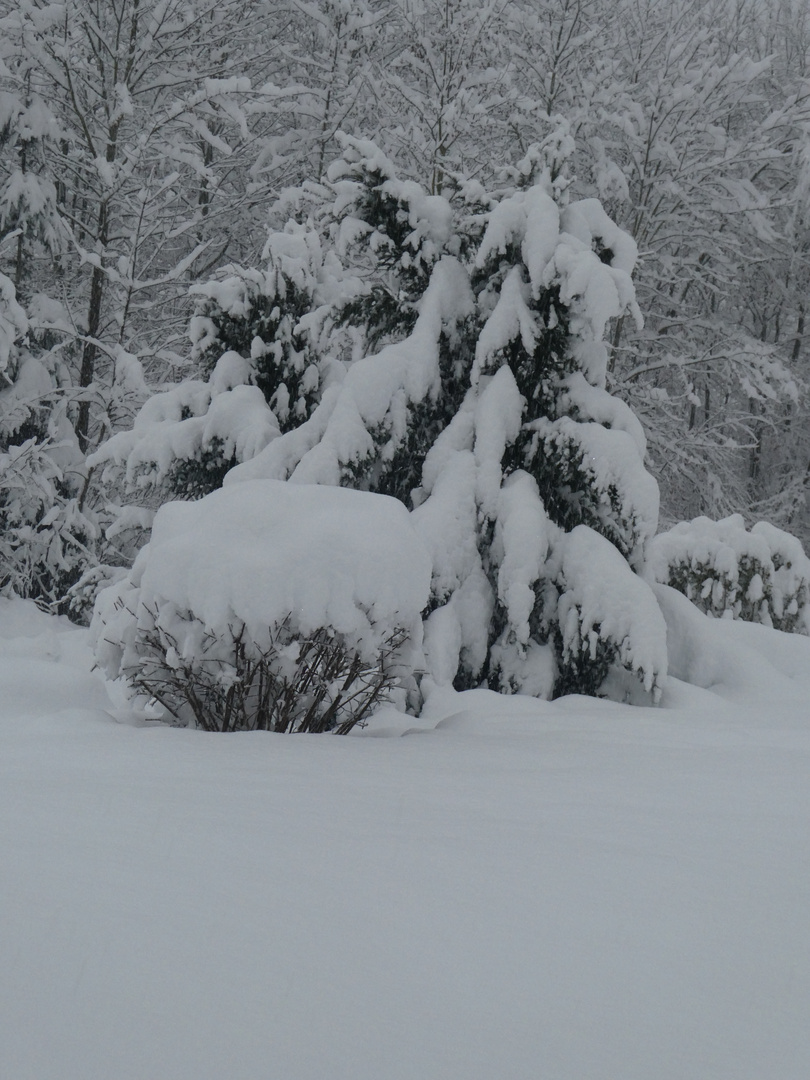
left=94, top=480, right=433, bottom=676
left=0, top=598, right=112, bottom=720
left=0, top=658, right=111, bottom=721
left=655, top=583, right=810, bottom=706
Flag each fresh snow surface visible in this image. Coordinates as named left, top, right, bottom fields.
left=2, top=595, right=810, bottom=1080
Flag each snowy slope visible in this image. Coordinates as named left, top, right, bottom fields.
left=1, top=598, right=809, bottom=1080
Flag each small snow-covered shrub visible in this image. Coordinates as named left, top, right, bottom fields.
left=647, top=515, right=810, bottom=634
left=92, top=480, right=432, bottom=731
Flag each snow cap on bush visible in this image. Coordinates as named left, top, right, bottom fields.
left=95, top=478, right=432, bottom=671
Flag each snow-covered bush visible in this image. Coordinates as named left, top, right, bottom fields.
left=648, top=515, right=810, bottom=634
left=92, top=481, right=432, bottom=731
left=92, top=131, right=669, bottom=704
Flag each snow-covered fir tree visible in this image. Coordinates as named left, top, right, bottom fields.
left=93, top=131, right=668, bottom=703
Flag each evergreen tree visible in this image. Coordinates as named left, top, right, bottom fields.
left=93, top=132, right=667, bottom=702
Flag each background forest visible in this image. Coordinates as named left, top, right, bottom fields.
left=1, top=0, right=809, bottom=621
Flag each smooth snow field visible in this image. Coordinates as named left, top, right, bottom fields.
left=2, top=598, right=810, bottom=1080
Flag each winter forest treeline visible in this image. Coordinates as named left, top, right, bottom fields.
left=1, top=0, right=809, bottom=630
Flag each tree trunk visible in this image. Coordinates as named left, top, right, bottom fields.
left=76, top=199, right=109, bottom=452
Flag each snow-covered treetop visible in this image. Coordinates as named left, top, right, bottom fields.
left=226, top=133, right=646, bottom=508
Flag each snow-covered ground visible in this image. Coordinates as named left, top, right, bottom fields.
left=2, top=596, right=809, bottom=1080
